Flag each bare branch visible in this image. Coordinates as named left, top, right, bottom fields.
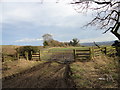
left=94, top=1, right=112, bottom=5
left=103, top=27, right=113, bottom=34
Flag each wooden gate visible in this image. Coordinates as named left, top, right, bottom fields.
left=31, top=51, right=40, bottom=61
left=73, top=48, right=91, bottom=61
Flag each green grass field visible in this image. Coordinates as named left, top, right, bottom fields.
left=46, top=47, right=90, bottom=52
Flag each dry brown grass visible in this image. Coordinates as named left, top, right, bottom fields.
left=2, top=45, right=21, bottom=55
left=70, top=55, right=118, bottom=88
left=2, top=60, right=44, bottom=78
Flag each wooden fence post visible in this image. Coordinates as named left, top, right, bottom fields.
left=17, top=53, right=19, bottom=60
left=2, top=54, right=4, bottom=62
left=104, top=47, right=107, bottom=55
left=39, top=50, right=41, bottom=61
left=25, top=51, right=28, bottom=60
left=117, top=47, right=120, bottom=56
left=31, top=51, right=33, bottom=60
left=73, top=49, right=76, bottom=61
left=14, top=54, right=16, bottom=60
left=89, top=48, right=92, bottom=60
left=92, top=47, right=94, bottom=58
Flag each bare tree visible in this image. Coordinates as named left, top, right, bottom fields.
left=42, top=34, right=53, bottom=42
left=40, top=0, right=120, bottom=40
left=70, top=0, right=120, bottom=40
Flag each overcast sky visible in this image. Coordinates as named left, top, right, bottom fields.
left=1, top=0, right=118, bottom=46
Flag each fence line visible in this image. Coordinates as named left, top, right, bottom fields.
left=92, top=46, right=116, bottom=57
left=15, top=46, right=117, bottom=61
left=74, top=46, right=117, bottom=61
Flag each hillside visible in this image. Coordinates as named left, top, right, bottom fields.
left=81, top=41, right=114, bottom=46
left=1, top=45, right=43, bottom=55
left=1, top=45, right=21, bottom=55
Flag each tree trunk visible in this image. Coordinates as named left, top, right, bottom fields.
left=111, top=31, right=120, bottom=40
left=111, top=22, right=120, bottom=40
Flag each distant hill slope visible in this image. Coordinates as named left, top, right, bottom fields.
left=81, top=41, right=114, bottom=46
left=1, top=45, right=43, bottom=55
left=2, top=45, right=21, bottom=55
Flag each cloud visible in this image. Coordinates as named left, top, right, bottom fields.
left=1, top=0, right=43, bottom=2
left=2, top=1, right=93, bottom=28
left=1, top=0, right=72, bottom=3
left=2, top=1, right=117, bottom=46
left=15, top=38, right=43, bottom=42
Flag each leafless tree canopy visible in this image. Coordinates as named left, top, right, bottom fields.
left=42, top=34, right=53, bottom=41
left=41, top=0, right=120, bottom=40
left=71, top=0, right=120, bottom=40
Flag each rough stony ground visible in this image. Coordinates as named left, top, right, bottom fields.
left=2, top=61, right=75, bottom=88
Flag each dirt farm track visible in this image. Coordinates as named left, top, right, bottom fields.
left=2, top=61, right=76, bottom=88
left=2, top=46, right=119, bottom=88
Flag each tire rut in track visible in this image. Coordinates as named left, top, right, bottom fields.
left=3, top=62, right=65, bottom=88
left=3, top=62, right=76, bottom=88
left=2, top=62, right=51, bottom=87
left=35, top=66, right=66, bottom=88
left=37, top=63, right=76, bottom=88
